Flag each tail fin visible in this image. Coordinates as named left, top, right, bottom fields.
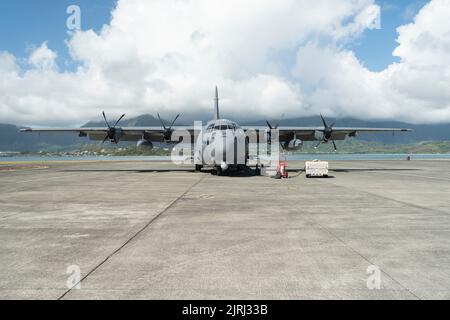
left=214, top=86, right=220, bottom=120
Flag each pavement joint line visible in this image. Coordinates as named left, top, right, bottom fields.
left=312, top=179, right=424, bottom=299
left=57, top=173, right=207, bottom=300
left=321, top=175, right=450, bottom=216
left=308, top=218, right=421, bottom=300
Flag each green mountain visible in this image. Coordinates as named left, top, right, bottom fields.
left=83, top=114, right=167, bottom=127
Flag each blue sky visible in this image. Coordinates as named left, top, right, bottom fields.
left=0, top=0, right=116, bottom=69
left=0, top=0, right=429, bottom=72
left=349, top=0, right=429, bottom=71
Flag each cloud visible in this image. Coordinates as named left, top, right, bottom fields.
left=394, top=0, right=450, bottom=66
left=0, top=0, right=449, bottom=126
left=0, top=52, right=18, bottom=74
left=28, top=42, right=58, bottom=71
left=290, top=0, right=450, bottom=124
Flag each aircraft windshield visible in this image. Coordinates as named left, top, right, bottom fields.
left=206, top=121, right=240, bottom=132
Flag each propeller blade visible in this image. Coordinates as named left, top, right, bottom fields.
left=266, top=115, right=283, bottom=130
left=102, top=111, right=111, bottom=129
left=113, top=114, right=126, bottom=128
left=102, top=135, right=109, bottom=144
left=330, top=121, right=336, bottom=128
left=266, top=120, right=278, bottom=145
left=332, top=139, right=337, bottom=151
left=157, top=113, right=166, bottom=130
left=169, top=113, right=181, bottom=129
left=320, top=113, right=328, bottom=128
left=314, top=140, right=322, bottom=149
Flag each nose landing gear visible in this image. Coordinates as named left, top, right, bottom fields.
left=213, top=164, right=254, bottom=176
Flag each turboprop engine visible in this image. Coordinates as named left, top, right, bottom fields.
left=137, top=139, right=154, bottom=150
left=314, top=130, right=325, bottom=141
left=101, top=111, right=126, bottom=144
left=284, top=139, right=303, bottom=151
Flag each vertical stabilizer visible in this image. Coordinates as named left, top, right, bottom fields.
left=214, top=86, right=220, bottom=120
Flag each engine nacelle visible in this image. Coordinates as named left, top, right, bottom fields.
left=284, top=139, right=303, bottom=151
left=137, top=139, right=154, bottom=150
left=314, top=130, right=324, bottom=141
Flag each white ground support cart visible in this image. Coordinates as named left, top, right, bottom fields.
left=305, top=160, right=329, bottom=178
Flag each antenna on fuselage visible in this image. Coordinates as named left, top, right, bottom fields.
left=214, top=86, right=220, bottom=120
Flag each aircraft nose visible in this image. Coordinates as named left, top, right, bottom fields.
left=225, top=133, right=236, bottom=152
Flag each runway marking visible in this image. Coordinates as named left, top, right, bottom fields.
left=58, top=174, right=207, bottom=300
left=0, top=165, right=49, bottom=172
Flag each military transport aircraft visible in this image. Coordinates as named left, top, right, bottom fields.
left=21, top=87, right=412, bottom=174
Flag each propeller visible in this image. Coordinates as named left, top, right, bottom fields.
left=266, top=115, right=286, bottom=151
left=102, top=111, right=126, bottom=144
left=315, top=114, right=337, bottom=151
left=266, top=120, right=278, bottom=131
left=157, top=113, right=181, bottom=142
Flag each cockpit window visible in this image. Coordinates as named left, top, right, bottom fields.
left=209, top=122, right=239, bottom=131
left=206, top=124, right=214, bottom=132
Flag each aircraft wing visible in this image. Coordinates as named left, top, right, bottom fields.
left=241, top=126, right=412, bottom=142
left=20, top=126, right=195, bottom=143
left=21, top=125, right=412, bottom=143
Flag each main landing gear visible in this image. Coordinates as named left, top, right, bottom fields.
left=214, top=164, right=249, bottom=176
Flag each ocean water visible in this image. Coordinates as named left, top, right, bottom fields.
left=1, top=154, right=450, bottom=163
left=0, top=155, right=172, bottom=162
left=286, top=153, right=450, bottom=160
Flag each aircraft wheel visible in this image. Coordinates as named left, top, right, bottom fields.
left=195, top=164, right=203, bottom=172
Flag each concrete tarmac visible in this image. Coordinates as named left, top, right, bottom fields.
left=1, top=159, right=450, bottom=300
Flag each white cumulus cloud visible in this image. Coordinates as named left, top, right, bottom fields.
left=28, top=42, right=58, bottom=71
left=291, top=0, right=450, bottom=124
